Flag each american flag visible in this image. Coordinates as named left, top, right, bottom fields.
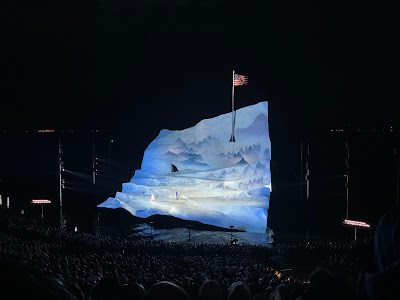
left=234, top=73, right=248, bottom=86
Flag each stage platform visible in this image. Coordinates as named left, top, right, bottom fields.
left=98, top=223, right=272, bottom=246
left=141, top=225, right=271, bottom=245
left=97, top=209, right=273, bottom=245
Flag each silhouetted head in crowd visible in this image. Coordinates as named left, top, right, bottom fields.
left=374, top=205, right=400, bottom=270
left=308, top=267, right=333, bottom=284
left=144, top=281, right=190, bottom=300
left=199, top=280, right=222, bottom=300
left=265, top=286, right=273, bottom=298
left=269, top=284, right=290, bottom=300
left=227, top=281, right=251, bottom=300
left=115, top=283, right=144, bottom=300
left=90, top=276, right=121, bottom=300
left=359, top=206, right=400, bottom=300
left=65, top=282, right=85, bottom=300
left=0, top=258, right=78, bottom=300
left=304, top=267, right=354, bottom=300
left=252, top=293, right=269, bottom=300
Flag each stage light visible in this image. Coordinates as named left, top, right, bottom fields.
left=343, top=219, right=370, bottom=228
left=32, top=199, right=51, bottom=204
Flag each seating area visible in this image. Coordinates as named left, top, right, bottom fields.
left=1, top=206, right=399, bottom=299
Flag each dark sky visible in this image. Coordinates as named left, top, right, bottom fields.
left=2, top=1, right=398, bottom=132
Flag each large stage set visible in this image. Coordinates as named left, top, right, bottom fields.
left=98, top=101, right=271, bottom=237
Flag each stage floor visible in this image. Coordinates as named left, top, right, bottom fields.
left=100, top=223, right=272, bottom=245
left=97, top=210, right=272, bottom=245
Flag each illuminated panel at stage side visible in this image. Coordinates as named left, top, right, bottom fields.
left=98, top=101, right=271, bottom=232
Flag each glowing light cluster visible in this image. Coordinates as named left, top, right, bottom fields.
left=98, top=102, right=271, bottom=232
left=32, top=199, right=52, bottom=204
left=343, top=219, right=370, bottom=228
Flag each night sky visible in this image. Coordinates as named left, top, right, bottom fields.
left=1, top=1, right=399, bottom=234
left=3, top=1, right=398, bottom=130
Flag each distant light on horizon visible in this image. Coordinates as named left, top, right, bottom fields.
left=331, top=127, right=400, bottom=133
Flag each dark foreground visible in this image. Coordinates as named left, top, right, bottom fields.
left=1, top=206, right=400, bottom=300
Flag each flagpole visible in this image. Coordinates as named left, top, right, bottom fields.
left=230, top=70, right=235, bottom=142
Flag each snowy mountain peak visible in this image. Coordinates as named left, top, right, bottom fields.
left=175, top=137, right=185, bottom=145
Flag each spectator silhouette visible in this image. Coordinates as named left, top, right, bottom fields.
left=199, top=280, right=222, bottom=300
left=227, top=281, right=251, bottom=300
left=0, top=259, right=78, bottom=300
left=115, top=283, right=144, bottom=299
left=359, top=206, right=400, bottom=300
left=269, top=284, right=290, bottom=300
left=144, top=281, right=190, bottom=300
left=303, top=267, right=354, bottom=300
left=90, top=276, right=121, bottom=300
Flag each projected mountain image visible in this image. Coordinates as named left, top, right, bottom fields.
left=98, top=101, right=271, bottom=232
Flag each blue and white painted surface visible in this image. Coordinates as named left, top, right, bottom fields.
left=98, top=102, right=271, bottom=232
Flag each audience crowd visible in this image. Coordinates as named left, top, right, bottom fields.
left=1, top=206, right=399, bottom=299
